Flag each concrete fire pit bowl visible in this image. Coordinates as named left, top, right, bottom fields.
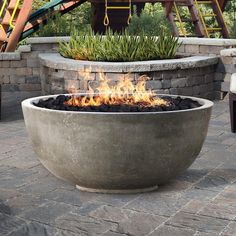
left=22, top=94, right=213, bottom=193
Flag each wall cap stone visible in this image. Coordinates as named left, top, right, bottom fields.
left=179, top=38, right=236, bottom=46
left=39, top=53, right=218, bottom=72
left=17, top=45, right=32, bottom=53
left=26, top=37, right=70, bottom=44
left=26, top=36, right=236, bottom=47
left=0, top=52, right=21, bottom=61
left=220, top=48, right=236, bottom=57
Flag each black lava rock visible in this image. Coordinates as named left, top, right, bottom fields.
left=33, top=95, right=201, bottom=112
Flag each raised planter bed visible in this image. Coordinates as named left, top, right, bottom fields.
left=39, top=53, right=218, bottom=99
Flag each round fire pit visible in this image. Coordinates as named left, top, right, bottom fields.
left=22, top=94, right=213, bottom=193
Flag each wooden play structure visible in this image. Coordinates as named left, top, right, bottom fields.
left=0, top=0, right=230, bottom=52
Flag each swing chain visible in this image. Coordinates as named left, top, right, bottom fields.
left=103, top=0, right=132, bottom=26
left=127, top=0, right=132, bottom=25
left=103, top=0, right=109, bottom=26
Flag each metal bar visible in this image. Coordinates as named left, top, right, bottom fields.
left=107, top=6, right=130, bottom=9
left=173, top=2, right=187, bottom=37
left=213, top=0, right=229, bottom=36
left=0, top=0, right=8, bottom=17
left=202, top=13, right=216, bottom=17
left=194, top=0, right=210, bottom=37
left=196, top=1, right=212, bottom=4
left=9, top=0, right=20, bottom=28
left=206, top=27, right=222, bottom=30
left=19, top=0, right=87, bottom=40
left=0, top=0, right=8, bottom=29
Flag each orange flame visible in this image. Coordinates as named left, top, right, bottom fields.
left=65, top=71, right=168, bottom=107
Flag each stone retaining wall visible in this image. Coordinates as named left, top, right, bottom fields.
left=178, top=39, right=236, bottom=99
left=0, top=41, right=57, bottom=119
left=0, top=37, right=236, bottom=119
left=26, top=37, right=236, bottom=57
left=213, top=49, right=236, bottom=99
left=178, top=38, right=236, bottom=56
left=0, top=50, right=41, bottom=119
left=39, top=53, right=218, bottom=100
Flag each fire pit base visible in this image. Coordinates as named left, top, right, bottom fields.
left=22, top=94, right=213, bottom=194
left=76, top=184, right=158, bottom=194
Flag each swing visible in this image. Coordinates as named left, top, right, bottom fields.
left=103, top=0, right=132, bottom=26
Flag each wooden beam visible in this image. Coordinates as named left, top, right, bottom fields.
left=164, top=1, right=173, bottom=15
left=89, top=0, right=187, bottom=3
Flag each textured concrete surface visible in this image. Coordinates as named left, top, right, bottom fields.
left=22, top=95, right=212, bottom=192
left=0, top=98, right=236, bottom=235
left=39, top=53, right=218, bottom=72
left=25, top=36, right=236, bottom=46
left=220, top=48, right=236, bottom=57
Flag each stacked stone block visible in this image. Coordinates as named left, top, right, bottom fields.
left=213, top=49, right=236, bottom=99
left=0, top=41, right=58, bottom=119
left=41, top=54, right=216, bottom=100
left=178, top=38, right=236, bottom=56
left=0, top=51, right=41, bottom=119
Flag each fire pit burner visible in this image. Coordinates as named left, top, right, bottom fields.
left=34, top=95, right=201, bottom=112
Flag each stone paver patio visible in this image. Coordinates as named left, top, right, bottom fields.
left=0, top=98, right=236, bottom=236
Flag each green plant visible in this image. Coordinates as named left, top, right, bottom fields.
left=127, top=4, right=172, bottom=36
left=36, top=14, right=71, bottom=37
left=230, top=20, right=236, bottom=38
left=156, top=27, right=181, bottom=59
left=35, top=2, right=171, bottom=37
left=59, top=27, right=180, bottom=61
left=35, top=2, right=92, bottom=37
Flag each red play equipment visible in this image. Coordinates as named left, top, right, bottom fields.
left=0, top=0, right=229, bottom=52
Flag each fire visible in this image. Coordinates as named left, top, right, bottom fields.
left=65, top=71, right=168, bottom=108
